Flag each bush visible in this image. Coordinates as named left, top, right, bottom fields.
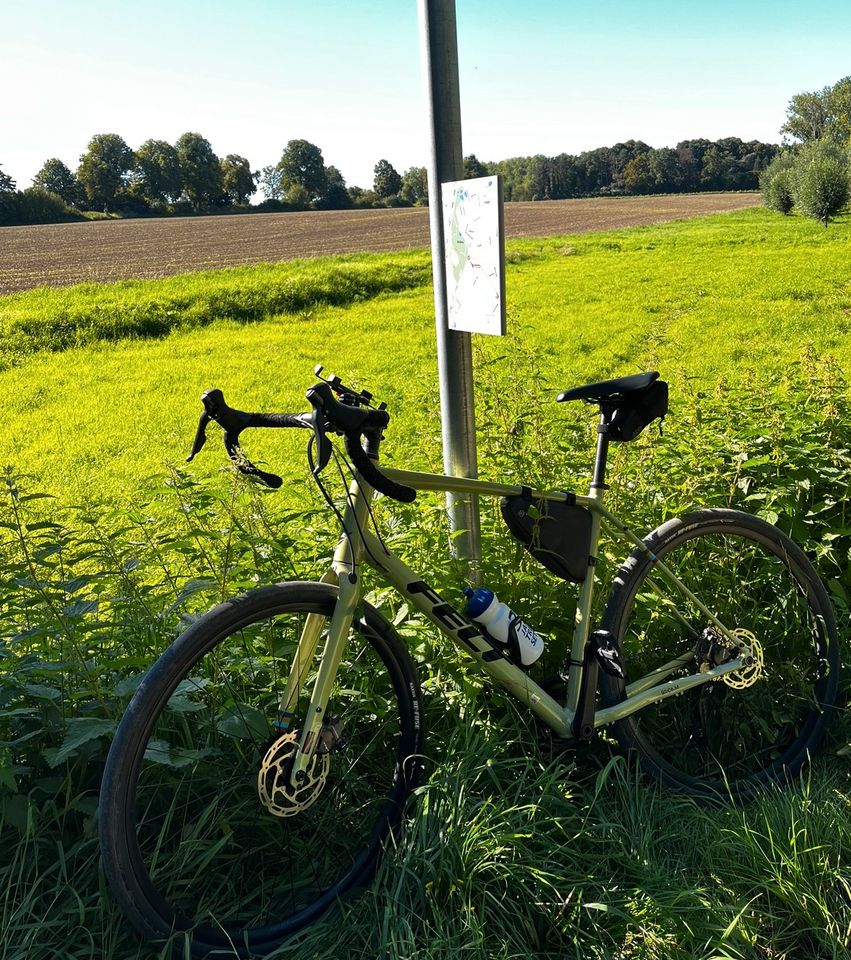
left=760, top=152, right=797, bottom=214
left=792, top=140, right=850, bottom=226
left=0, top=188, right=83, bottom=227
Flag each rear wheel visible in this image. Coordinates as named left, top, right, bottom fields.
left=100, top=582, right=423, bottom=957
left=599, top=510, right=840, bottom=799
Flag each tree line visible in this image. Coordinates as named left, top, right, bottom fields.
left=2, top=77, right=849, bottom=227
left=0, top=133, right=779, bottom=229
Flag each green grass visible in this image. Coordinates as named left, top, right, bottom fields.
left=1, top=206, right=850, bottom=960
left=0, top=252, right=431, bottom=369
left=1, top=208, right=850, bottom=505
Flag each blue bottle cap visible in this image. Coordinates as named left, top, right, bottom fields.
left=463, top=587, right=494, bottom=618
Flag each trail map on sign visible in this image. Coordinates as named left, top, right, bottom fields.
left=441, top=175, right=505, bottom=336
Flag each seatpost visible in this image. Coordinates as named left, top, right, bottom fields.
left=592, top=410, right=611, bottom=489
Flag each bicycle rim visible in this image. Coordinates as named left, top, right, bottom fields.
left=602, top=513, right=839, bottom=797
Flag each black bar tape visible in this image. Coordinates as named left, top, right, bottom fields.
left=248, top=413, right=312, bottom=429
left=344, top=434, right=416, bottom=503
left=224, top=434, right=283, bottom=489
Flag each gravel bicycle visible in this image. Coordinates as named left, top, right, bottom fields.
left=100, top=368, right=840, bottom=958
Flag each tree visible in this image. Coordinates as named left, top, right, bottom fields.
left=792, top=139, right=850, bottom=226
left=258, top=165, right=284, bottom=201
left=315, top=165, right=350, bottom=209
left=133, top=140, right=182, bottom=205
left=77, top=133, right=134, bottom=210
left=782, top=77, right=851, bottom=145
left=373, top=159, right=402, bottom=199
left=277, top=140, right=327, bottom=205
left=464, top=154, right=488, bottom=179
left=175, top=132, right=223, bottom=210
left=760, top=152, right=796, bottom=215
left=220, top=154, right=256, bottom=205
left=400, top=166, right=428, bottom=205
left=32, top=158, right=82, bottom=206
left=0, top=164, right=15, bottom=192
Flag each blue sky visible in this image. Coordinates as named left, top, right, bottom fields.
left=1, top=0, right=850, bottom=190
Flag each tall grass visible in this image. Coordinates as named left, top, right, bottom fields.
left=1, top=347, right=849, bottom=959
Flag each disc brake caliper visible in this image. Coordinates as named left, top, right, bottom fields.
left=694, top=626, right=735, bottom=672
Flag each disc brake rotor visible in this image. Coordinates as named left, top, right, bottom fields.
left=257, top=731, right=330, bottom=818
left=723, top=629, right=764, bottom=690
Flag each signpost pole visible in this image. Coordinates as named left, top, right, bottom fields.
left=418, top=0, right=481, bottom=573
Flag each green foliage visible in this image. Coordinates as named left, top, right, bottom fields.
left=0, top=187, right=83, bottom=227
left=175, top=132, right=223, bottom=210
left=315, top=165, right=350, bottom=210
left=277, top=139, right=327, bottom=205
left=132, top=139, right=182, bottom=205
left=31, top=159, right=83, bottom=208
left=76, top=134, right=134, bottom=211
left=782, top=75, right=851, bottom=144
left=792, top=139, right=851, bottom=226
left=220, top=153, right=255, bottom=205
left=492, top=138, right=776, bottom=200
left=463, top=154, right=489, bottom=179
left=0, top=164, right=16, bottom=192
left=0, top=252, right=431, bottom=369
left=759, top=151, right=797, bottom=214
left=401, top=166, right=429, bottom=205
left=373, top=158, right=402, bottom=199
left=257, top=163, right=283, bottom=201
left=623, top=148, right=682, bottom=194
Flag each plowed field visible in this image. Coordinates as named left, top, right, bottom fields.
left=0, top=192, right=761, bottom=293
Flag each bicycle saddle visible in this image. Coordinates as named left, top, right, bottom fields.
left=556, top=371, right=659, bottom=403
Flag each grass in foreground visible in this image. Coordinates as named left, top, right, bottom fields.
left=1, top=206, right=850, bottom=959
left=2, top=348, right=850, bottom=960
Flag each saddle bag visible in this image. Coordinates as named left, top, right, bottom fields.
left=608, top=379, right=668, bottom=442
left=500, top=492, right=592, bottom=583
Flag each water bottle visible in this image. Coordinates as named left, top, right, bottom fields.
left=463, top=587, right=544, bottom=667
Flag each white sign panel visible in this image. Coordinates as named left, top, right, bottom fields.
left=441, top=175, right=506, bottom=336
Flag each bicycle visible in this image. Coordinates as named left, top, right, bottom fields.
left=99, top=368, right=840, bottom=958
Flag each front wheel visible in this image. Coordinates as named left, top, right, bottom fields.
left=599, top=509, right=840, bottom=800
left=100, top=581, right=423, bottom=958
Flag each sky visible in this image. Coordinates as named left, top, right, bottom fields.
left=1, top=0, right=850, bottom=192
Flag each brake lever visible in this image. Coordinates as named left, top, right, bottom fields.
left=306, top=388, right=334, bottom=476
left=187, top=411, right=211, bottom=462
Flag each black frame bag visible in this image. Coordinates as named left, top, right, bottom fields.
left=500, top=493, right=592, bottom=583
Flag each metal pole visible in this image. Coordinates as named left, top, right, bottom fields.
left=418, top=0, right=481, bottom=573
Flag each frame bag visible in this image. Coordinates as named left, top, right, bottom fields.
left=500, top=493, right=592, bottom=583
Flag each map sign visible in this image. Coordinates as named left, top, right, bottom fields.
left=441, top=175, right=506, bottom=336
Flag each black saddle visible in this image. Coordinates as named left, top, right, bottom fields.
left=556, top=371, right=659, bottom=404
left=556, top=371, right=668, bottom=442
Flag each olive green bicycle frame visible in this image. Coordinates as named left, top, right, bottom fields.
left=282, top=468, right=748, bottom=780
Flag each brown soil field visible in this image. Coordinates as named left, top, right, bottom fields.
left=0, top=193, right=761, bottom=294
